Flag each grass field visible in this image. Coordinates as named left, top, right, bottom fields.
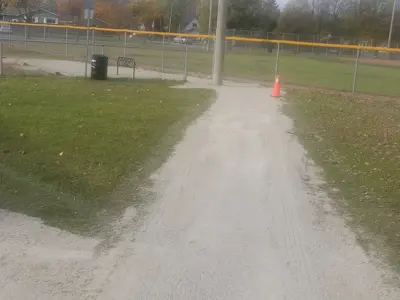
left=0, top=76, right=214, bottom=233
left=285, top=90, right=400, bottom=271
left=4, top=40, right=400, bottom=97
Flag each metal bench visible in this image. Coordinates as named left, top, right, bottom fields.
left=117, top=56, right=136, bottom=79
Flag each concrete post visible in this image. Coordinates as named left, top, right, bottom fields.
left=212, top=0, right=228, bottom=86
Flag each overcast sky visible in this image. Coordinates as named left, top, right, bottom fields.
left=277, top=0, right=289, bottom=9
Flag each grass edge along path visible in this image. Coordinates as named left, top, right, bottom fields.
left=0, top=76, right=215, bottom=234
left=284, top=89, right=400, bottom=273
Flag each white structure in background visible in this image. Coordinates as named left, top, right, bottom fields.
left=0, top=5, right=60, bottom=24
left=33, top=14, right=59, bottom=24
left=129, top=24, right=146, bottom=39
left=183, top=18, right=199, bottom=33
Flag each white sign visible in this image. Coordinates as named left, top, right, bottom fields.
left=84, top=9, right=94, bottom=20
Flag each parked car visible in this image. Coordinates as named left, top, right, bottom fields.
left=0, top=24, right=12, bottom=34
left=172, top=36, right=192, bottom=45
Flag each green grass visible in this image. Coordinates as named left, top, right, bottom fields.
left=285, top=90, right=400, bottom=271
left=6, top=41, right=400, bottom=97
left=0, top=76, right=214, bottom=233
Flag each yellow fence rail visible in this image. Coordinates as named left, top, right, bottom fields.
left=1, top=20, right=400, bottom=53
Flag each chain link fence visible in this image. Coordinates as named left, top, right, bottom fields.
left=224, top=29, right=400, bottom=59
left=0, top=23, right=190, bottom=79
left=1, top=22, right=400, bottom=97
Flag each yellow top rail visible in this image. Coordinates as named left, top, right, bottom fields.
left=1, top=20, right=399, bottom=53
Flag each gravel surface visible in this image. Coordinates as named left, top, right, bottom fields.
left=0, top=60, right=399, bottom=299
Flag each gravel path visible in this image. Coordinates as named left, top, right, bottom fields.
left=0, top=60, right=399, bottom=299
left=93, top=84, right=399, bottom=300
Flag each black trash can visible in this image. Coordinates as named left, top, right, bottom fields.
left=91, top=54, right=108, bottom=80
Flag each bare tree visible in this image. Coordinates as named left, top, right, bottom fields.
left=14, top=0, right=45, bottom=22
left=0, top=0, right=12, bottom=14
left=278, top=0, right=395, bottom=42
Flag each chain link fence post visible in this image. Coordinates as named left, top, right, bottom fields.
left=84, top=18, right=90, bottom=79
left=161, top=35, right=165, bottom=73
left=312, top=36, right=315, bottom=54
left=274, top=43, right=280, bottom=79
left=0, top=41, right=3, bottom=76
left=44, top=26, right=47, bottom=53
left=24, top=25, right=28, bottom=49
left=326, top=40, right=328, bottom=56
left=8, top=26, right=11, bottom=46
left=124, top=32, right=127, bottom=57
left=183, top=43, right=188, bottom=82
left=352, top=49, right=361, bottom=94
left=92, top=29, right=95, bottom=54
left=65, top=28, right=68, bottom=56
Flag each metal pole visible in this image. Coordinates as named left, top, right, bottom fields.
left=92, top=29, right=95, bottom=54
left=24, top=25, right=27, bottom=48
left=65, top=28, right=68, bottom=56
left=388, top=0, right=397, bottom=48
left=124, top=32, right=127, bottom=56
left=352, top=49, right=361, bottom=94
left=44, top=26, right=46, bottom=52
left=326, top=40, right=328, bottom=56
left=8, top=26, right=11, bottom=46
left=275, top=43, right=280, bottom=79
left=183, top=43, right=188, bottom=81
left=249, top=31, right=253, bottom=53
left=296, top=35, right=299, bottom=53
left=207, top=0, right=213, bottom=52
left=398, top=43, right=400, bottom=60
left=161, top=35, right=165, bottom=73
left=85, top=17, right=90, bottom=78
left=312, top=35, right=315, bottom=54
left=0, top=41, right=3, bottom=76
left=212, top=0, right=228, bottom=86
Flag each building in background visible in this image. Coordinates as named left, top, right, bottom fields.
left=0, top=7, right=63, bottom=24
left=181, top=0, right=200, bottom=33
left=183, top=18, right=199, bottom=33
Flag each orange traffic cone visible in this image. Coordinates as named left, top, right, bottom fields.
left=271, top=75, right=280, bottom=97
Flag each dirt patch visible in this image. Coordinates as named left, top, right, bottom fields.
left=2, top=62, right=49, bottom=76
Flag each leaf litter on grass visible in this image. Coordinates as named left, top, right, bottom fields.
left=284, top=89, right=400, bottom=272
